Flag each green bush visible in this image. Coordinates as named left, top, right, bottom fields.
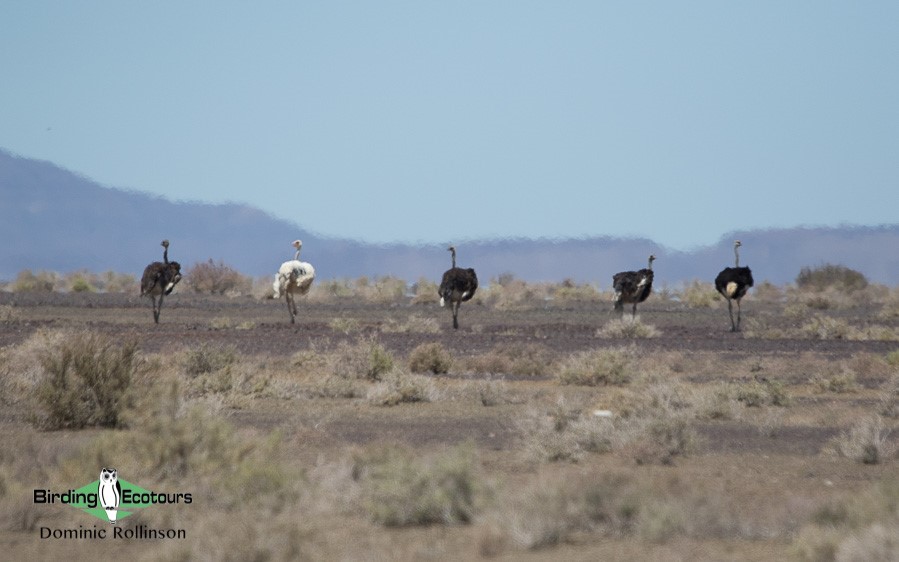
left=34, top=332, right=137, bottom=429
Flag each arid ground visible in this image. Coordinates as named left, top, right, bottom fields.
left=1, top=283, right=898, bottom=561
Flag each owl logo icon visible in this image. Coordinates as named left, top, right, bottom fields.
left=98, top=468, right=122, bottom=524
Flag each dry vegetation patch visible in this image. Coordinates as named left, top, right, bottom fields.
left=2, top=279, right=899, bottom=560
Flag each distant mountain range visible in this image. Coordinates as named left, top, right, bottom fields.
left=2, top=149, right=897, bottom=286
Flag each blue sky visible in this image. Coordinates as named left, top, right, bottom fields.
left=2, top=2, right=897, bottom=250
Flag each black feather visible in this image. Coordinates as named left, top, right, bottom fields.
left=714, top=266, right=754, bottom=300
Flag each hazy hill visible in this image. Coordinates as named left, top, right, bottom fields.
left=2, top=149, right=897, bottom=285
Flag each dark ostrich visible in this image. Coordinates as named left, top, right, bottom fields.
left=140, top=239, right=182, bottom=324
left=714, top=240, right=754, bottom=332
left=438, top=245, right=478, bottom=330
left=612, top=254, right=656, bottom=318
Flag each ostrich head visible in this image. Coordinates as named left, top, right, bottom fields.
left=161, top=240, right=170, bottom=249
left=733, top=240, right=742, bottom=267
left=647, top=254, right=656, bottom=269
left=292, top=240, right=303, bottom=260
left=447, top=245, right=457, bottom=268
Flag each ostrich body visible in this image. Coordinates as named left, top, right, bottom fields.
left=438, top=245, right=478, bottom=330
left=140, top=240, right=182, bottom=324
left=612, top=255, right=656, bottom=318
left=273, top=240, right=316, bottom=324
left=715, top=240, right=754, bottom=332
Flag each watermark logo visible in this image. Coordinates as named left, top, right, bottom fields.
left=33, top=468, right=158, bottom=523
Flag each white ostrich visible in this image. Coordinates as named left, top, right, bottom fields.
left=273, top=240, right=316, bottom=324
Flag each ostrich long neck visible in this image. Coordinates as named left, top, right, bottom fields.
left=163, top=247, right=169, bottom=264
left=451, top=249, right=456, bottom=268
left=294, top=249, right=301, bottom=261
left=734, top=245, right=740, bottom=267
left=647, top=257, right=654, bottom=270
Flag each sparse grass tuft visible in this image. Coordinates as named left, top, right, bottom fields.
left=598, top=317, right=660, bottom=339
left=381, top=314, right=441, bottom=334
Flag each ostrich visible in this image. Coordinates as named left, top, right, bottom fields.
left=140, top=240, right=182, bottom=324
left=715, top=240, right=754, bottom=332
left=273, top=240, right=316, bottom=324
left=438, top=245, right=478, bottom=330
left=612, top=254, right=656, bottom=318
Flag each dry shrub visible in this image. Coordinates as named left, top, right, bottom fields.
left=791, top=477, right=899, bottom=561
left=475, top=379, right=508, bottom=406
left=877, top=292, right=899, bottom=320
left=678, top=280, right=720, bottom=308
left=735, top=378, right=791, bottom=407
left=349, top=276, right=407, bottom=304
left=501, top=473, right=639, bottom=549
left=382, top=314, right=440, bottom=334
left=11, top=269, right=57, bottom=292
left=520, top=401, right=616, bottom=463
left=797, top=315, right=899, bottom=341
left=64, top=270, right=97, bottom=293
left=556, top=347, right=634, bottom=386
left=410, top=277, right=440, bottom=305
left=880, top=373, right=899, bottom=419
left=55, top=394, right=290, bottom=511
left=408, top=342, right=453, bottom=374
left=597, top=317, right=660, bottom=339
left=97, top=270, right=138, bottom=293
left=461, top=343, right=554, bottom=377
left=813, top=368, right=859, bottom=394
left=628, top=411, right=701, bottom=466
left=479, top=278, right=551, bottom=310
left=185, top=259, right=252, bottom=295
left=752, top=281, right=784, bottom=302
left=800, top=315, right=856, bottom=340
left=497, top=470, right=755, bottom=551
left=331, top=338, right=394, bottom=381
left=831, top=415, right=896, bottom=465
left=551, top=280, right=602, bottom=303
left=0, top=305, right=20, bottom=323
left=182, top=343, right=239, bottom=376
left=328, top=317, right=361, bottom=334
left=33, top=331, right=138, bottom=429
left=352, top=443, right=481, bottom=526
left=367, top=369, right=438, bottom=406
left=693, top=382, right=741, bottom=421
left=742, top=316, right=790, bottom=340
left=834, top=522, right=899, bottom=562
left=797, top=264, right=868, bottom=292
